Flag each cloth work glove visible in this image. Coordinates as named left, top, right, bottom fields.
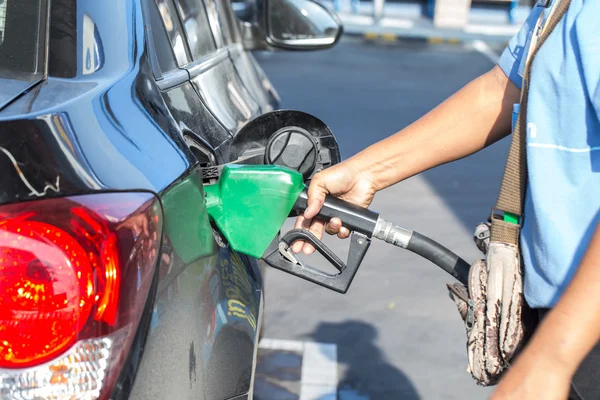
left=446, top=222, right=535, bottom=386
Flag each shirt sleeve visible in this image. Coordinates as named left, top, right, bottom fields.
left=497, top=4, right=544, bottom=90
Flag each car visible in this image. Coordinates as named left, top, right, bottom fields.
left=0, top=0, right=341, bottom=399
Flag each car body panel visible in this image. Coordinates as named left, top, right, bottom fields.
left=0, top=77, right=43, bottom=111
left=128, top=169, right=263, bottom=400
left=0, top=0, right=193, bottom=200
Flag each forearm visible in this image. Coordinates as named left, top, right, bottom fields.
left=519, top=223, right=600, bottom=376
left=348, top=65, right=520, bottom=191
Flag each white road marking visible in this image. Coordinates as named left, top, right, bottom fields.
left=470, top=39, right=500, bottom=65
left=258, top=339, right=338, bottom=400
left=300, top=342, right=338, bottom=400
left=258, top=338, right=304, bottom=353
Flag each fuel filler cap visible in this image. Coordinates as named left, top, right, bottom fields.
left=265, top=126, right=318, bottom=180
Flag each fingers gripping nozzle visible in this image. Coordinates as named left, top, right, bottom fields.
left=291, top=189, right=379, bottom=236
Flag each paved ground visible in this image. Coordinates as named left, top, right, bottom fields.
left=254, top=339, right=338, bottom=400
left=252, top=37, right=512, bottom=399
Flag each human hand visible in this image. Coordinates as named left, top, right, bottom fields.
left=490, top=350, right=572, bottom=400
left=292, top=160, right=379, bottom=254
left=117, top=213, right=150, bottom=238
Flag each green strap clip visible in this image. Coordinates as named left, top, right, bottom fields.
left=503, top=212, right=520, bottom=225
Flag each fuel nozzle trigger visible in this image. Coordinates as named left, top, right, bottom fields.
left=262, top=229, right=371, bottom=294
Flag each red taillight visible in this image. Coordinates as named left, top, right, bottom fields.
left=0, top=219, right=96, bottom=367
left=0, top=192, right=162, bottom=399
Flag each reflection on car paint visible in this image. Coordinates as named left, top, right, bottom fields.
left=82, top=14, right=104, bottom=75
left=220, top=251, right=258, bottom=331
left=0, top=145, right=61, bottom=197
left=161, top=168, right=215, bottom=262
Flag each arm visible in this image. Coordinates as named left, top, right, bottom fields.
left=295, top=65, right=520, bottom=253
left=344, top=64, right=520, bottom=192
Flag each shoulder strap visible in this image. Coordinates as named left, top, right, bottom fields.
left=490, top=0, right=571, bottom=245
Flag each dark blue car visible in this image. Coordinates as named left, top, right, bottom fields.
left=0, top=0, right=341, bottom=398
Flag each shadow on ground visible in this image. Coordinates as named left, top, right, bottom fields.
left=306, top=320, right=420, bottom=399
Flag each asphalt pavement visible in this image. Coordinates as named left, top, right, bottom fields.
left=253, top=37, right=511, bottom=399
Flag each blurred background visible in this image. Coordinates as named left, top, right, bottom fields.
left=249, top=0, right=533, bottom=397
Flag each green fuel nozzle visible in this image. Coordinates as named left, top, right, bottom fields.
left=204, top=164, right=306, bottom=259
left=205, top=164, right=470, bottom=293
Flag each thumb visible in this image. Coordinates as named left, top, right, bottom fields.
left=303, top=177, right=328, bottom=220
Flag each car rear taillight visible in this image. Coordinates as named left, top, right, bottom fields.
left=0, top=192, right=163, bottom=399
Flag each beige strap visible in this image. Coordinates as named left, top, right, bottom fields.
left=491, top=0, right=571, bottom=244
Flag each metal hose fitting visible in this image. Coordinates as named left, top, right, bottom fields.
left=372, top=217, right=413, bottom=248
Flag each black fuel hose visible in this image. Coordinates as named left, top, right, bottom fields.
left=405, top=232, right=470, bottom=285
left=370, top=218, right=471, bottom=285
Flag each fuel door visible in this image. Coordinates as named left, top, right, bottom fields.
left=227, top=110, right=341, bottom=181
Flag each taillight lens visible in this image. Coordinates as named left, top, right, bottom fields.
left=0, top=192, right=162, bottom=399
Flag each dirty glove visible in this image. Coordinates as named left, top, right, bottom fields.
left=447, top=222, right=535, bottom=386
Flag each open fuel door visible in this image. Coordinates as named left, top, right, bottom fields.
left=225, top=109, right=341, bottom=180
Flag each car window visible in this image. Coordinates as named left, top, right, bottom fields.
left=0, top=0, right=46, bottom=81
left=174, top=0, right=216, bottom=60
left=154, top=0, right=189, bottom=67
left=211, top=0, right=236, bottom=46
left=203, top=0, right=224, bottom=48
left=48, top=0, right=77, bottom=78
left=148, top=0, right=178, bottom=73
left=0, top=0, right=6, bottom=44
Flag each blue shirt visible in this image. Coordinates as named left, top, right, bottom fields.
left=498, top=0, right=600, bottom=308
